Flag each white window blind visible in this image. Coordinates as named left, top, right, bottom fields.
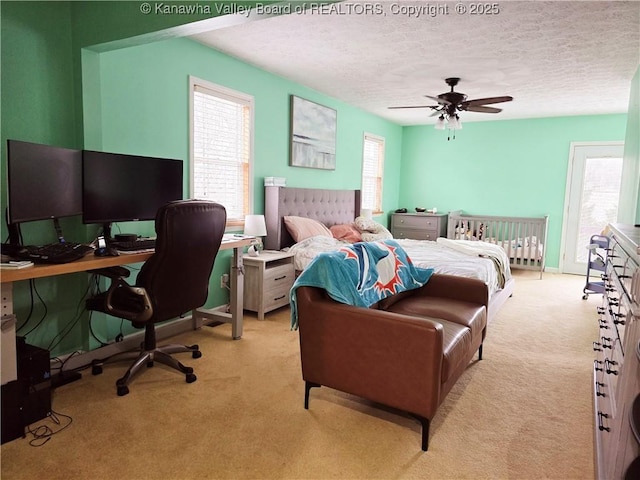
left=362, top=133, right=385, bottom=213
left=191, top=78, right=253, bottom=223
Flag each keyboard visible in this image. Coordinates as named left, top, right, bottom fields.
left=110, top=239, right=156, bottom=251
left=15, top=242, right=94, bottom=264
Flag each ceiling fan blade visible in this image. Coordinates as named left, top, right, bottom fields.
left=425, top=95, right=451, bottom=105
left=464, top=105, right=503, bottom=113
left=388, top=105, right=439, bottom=110
left=464, top=96, right=513, bottom=106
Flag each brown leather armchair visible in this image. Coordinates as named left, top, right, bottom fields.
left=295, top=274, right=488, bottom=451
left=86, top=200, right=226, bottom=396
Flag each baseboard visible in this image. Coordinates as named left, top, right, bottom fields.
left=53, top=314, right=198, bottom=375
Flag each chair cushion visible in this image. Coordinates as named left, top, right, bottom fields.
left=383, top=296, right=486, bottom=338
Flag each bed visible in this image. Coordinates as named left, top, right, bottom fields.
left=447, top=211, right=548, bottom=279
left=264, top=186, right=515, bottom=322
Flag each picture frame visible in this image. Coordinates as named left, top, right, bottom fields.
left=290, top=95, right=337, bottom=170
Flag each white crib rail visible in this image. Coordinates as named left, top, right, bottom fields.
left=447, top=212, right=549, bottom=278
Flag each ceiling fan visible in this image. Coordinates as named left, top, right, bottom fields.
left=389, top=77, right=513, bottom=132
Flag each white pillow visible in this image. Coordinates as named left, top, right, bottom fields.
left=354, top=216, right=393, bottom=241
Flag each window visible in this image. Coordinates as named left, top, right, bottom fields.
left=190, top=76, right=254, bottom=225
left=361, top=133, right=385, bottom=213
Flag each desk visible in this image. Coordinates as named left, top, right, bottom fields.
left=1, top=237, right=251, bottom=357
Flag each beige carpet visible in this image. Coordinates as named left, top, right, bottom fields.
left=1, top=271, right=598, bottom=479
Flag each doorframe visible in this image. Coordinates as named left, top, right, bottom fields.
left=559, top=141, right=625, bottom=274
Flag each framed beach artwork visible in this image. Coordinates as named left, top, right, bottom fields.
left=290, top=95, right=337, bottom=170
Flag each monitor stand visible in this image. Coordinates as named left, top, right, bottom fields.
left=53, top=218, right=66, bottom=243
left=4, top=208, right=20, bottom=246
left=101, top=222, right=114, bottom=242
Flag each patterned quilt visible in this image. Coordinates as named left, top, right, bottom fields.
left=290, top=239, right=433, bottom=329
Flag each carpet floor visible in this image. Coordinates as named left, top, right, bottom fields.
left=0, top=270, right=598, bottom=479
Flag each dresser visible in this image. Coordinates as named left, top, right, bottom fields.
left=593, top=224, right=640, bottom=479
left=242, top=251, right=295, bottom=320
left=391, top=213, right=448, bottom=240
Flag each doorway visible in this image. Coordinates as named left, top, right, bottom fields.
left=561, top=142, right=624, bottom=275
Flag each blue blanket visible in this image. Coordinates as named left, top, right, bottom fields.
left=290, top=239, right=433, bottom=329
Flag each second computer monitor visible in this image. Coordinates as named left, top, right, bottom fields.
left=82, top=150, right=183, bottom=226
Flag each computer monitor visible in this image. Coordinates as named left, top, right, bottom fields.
left=6, top=139, right=83, bottom=226
left=82, top=150, right=183, bottom=236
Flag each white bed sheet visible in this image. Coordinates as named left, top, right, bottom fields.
left=286, top=236, right=512, bottom=297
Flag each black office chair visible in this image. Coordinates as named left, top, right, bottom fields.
left=86, top=200, right=227, bottom=396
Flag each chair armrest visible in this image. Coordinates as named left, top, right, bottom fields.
left=103, top=279, right=153, bottom=323
left=88, top=266, right=131, bottom=279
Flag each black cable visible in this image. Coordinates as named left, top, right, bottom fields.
left=26, top=409, right=73, bottom=447
left=88, top=310, right=109, bottom=347
left=20, top=279, right=47, bottom=337
left=16, top=277, right=37, bottom=332
left=46, top=279, right=94, bottom=352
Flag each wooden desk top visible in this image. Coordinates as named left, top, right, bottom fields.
left=0, top=238, right=252, bottom=284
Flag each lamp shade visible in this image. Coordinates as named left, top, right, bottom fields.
left=244, top=214, right=267, bottom=237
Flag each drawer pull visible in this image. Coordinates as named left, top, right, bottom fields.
left=274, top=275, right=288, bottom=281
left=595, top=382, right=606, bottom=397
left=597, top=412, right=611, bottom=432
left=593, top=342, right=603, bottom=352
left=598, top=321, right=609, bottom=329
left=594, top=360, right=603, bottom=372
left=601, top=337, right=613, bottom=349
left=604, top=358, right=619, bottom=375
left=273, top=295, right=286, bottom=301
left=597, top=307, right=606, bottom=315
left=613, top=313, right=626, bottom=325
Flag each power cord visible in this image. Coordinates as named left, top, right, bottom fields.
left=26, top=409, right=73, bottom=447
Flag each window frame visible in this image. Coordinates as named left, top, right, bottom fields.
left=188, top=75, right=255, bottom=227
left=361, top=132, right=385, bottom=215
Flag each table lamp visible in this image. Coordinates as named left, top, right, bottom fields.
left=244, top=214, right=267, bottom=256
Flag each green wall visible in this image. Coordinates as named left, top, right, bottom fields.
left=400, top=114, right=628, bottom=269
left=624, top=66, right=640, bottom=225
left=0, top=1, right=97, bottom=355
left=91, top=37, right=403, bottom=217
left=0, top=1, right=635, bottom=357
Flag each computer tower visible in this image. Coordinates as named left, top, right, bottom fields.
left=1, top=341, right=52, bottom=444
left=16, top=341, right=52, bottom=426
left=1, top=380, right=24, bottom=444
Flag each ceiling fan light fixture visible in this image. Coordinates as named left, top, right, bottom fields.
left=435, top=115, right=446, bottom=130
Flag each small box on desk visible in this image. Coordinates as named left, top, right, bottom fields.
left=264, top=176, right=286, bottom=187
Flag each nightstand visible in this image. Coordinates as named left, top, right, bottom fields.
left=391, top=213, right=448, bottom=240
left=242, top=251, right=295, bottom=320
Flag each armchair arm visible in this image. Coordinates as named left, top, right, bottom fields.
left=414, top=273, right=489, bottom=307
left=379, top=273, right=489, bottom=311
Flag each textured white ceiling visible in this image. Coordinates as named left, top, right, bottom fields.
left=190, top=1, right=640, bottom=126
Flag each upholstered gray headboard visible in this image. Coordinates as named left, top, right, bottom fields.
left=264, top=186, right=361, bottom=250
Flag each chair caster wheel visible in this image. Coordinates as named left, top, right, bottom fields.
left=184, top=366, right=194, bottom=374
left=147, top=361, right=154, bottom=368
left=582, top=294, right=588, bottom=300
left=186, top=373, right=197, bottom=384
left=192, top=350, right=202, bottom=359
left=117, top=385, right=130, bottom=396
left=92, top=364, right=103, bottom=375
